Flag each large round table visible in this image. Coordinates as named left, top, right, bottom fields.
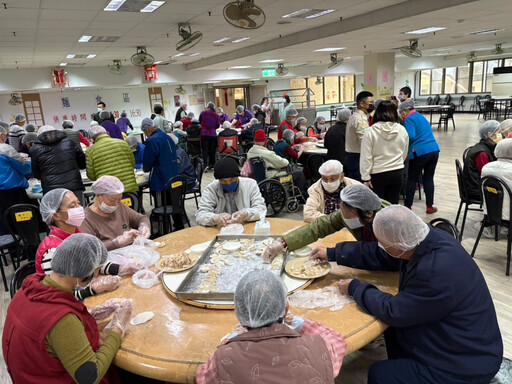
left=85, top=218, right=398, bottom=383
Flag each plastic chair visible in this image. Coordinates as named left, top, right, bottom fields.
left=456, top=95, right=465, bottom=111
left=454, top=159, right=483, bottom=239
left=430, top=218, right=460, bottom=242
left=305, top=154, right=326, bottom=183
left=426, top=96, right=433, bottom=105
left=0, top=235, right=18, bottom=291
left=470, top=176, right=512, bottom=275
left=10, top=261, right=36, bottom=299
left=185, top=159, right=204, bottom=209
left=4, top=204, right=49, bottom=262
left=432, top=94, right=441, bottom=105
left=437, top=103, right=456, bottom=131
left=483, top=99, right=498, bottom=120
left=442, top=94, right=452, bottom=105
left=122, top=192, right=141, bottom=213
left=471, top=95, right=482, bottom=113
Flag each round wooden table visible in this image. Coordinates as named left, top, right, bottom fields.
left=85, top=218, right=398, bottom=383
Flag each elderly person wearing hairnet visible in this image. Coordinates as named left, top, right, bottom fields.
left=81, top=176, right=151, bottom=250
left=99, top=110, right=123, bottom=140
left=25, top=123, right=37, bottom=133
left=240, top=117, right=262, bottom=143
left=325, top=108, right=351, bottom=164
left=62, top=119, right=90, bottom=148
left=86, top=125, right=138, bottom=193
left=20, top=132, right=38, bottom=153
left=274, top=128, right=305, bottom=162
left=252, top=103, right=266, bottom=128
left=234, top=105, right=253, bottom=128
left=199, top=102, right=221, bottom=171
left=313, top=206, right=503, bottom=384
left=196, top=270, right=347, bottom=383
left=8, top=113, right=27, bottom=153
left=462, top=120, right=501, bottom=201
left=398, top=100, right=440, bottom=213
left=3, top=233, right=134, bottom=384
left=278, top=107, right=298, bottom=140
left=292, top=117, right=314, bottom=144
left=215, top=107, right=230, bottom=125
left=307, top=116, right=327, bottom=139
left=125, top=135, right=145, bottom=169
left=29, top=125, right=87, bottom=204
left=304, top=160, right=361, bottom=223
left=265, top=185, right=394, bottom=267
left=181, top=111, right=194, bottom=130
left=172, top=121, right=187, bottom=150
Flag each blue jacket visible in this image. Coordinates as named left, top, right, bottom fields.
left=133, top=142, right=145, bottom=169
left=0, top=144, right=32, bottom=190
left=176, top=147, right=197, bottom=191
left=344, top=228, right=502, bottom=380
left=403, top=111, right=440, bottom=159
left=143, top=129, right=179, bottom=192
left=274, top=138, right=290, bottom=158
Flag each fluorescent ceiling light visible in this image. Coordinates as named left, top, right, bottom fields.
left=172, top=53, right=185, bottom=58
left=86, top=54, right=96, bottom=59
left=203, top=80, right=221, bottom=83
left=314, top=47, right=345, bottom=52
left=259, top=59, right=283, bottom=63
left=282, top=9, right=311, bottom=18
left=140, top=1, right=165, bottom=13
left=189, top=52, right=201, bottom=57
left=66, top=54, right=75, bottom=59
left=104, top=0, right=126, bottom=11
left=228, top=65, right=252, bottom=69
left=405, top=27, right=446, bottom=34
left=214, top=37, right=231, bottom=44
left=59, top=63, right=67, bottom=66
left=305, top=9, right=335, bottom=18
left=154, top=61, right=163, bottom=64
left=78, top=35, right=92, bottom=42
left=467, top=28, right=504, bottom=35
left=232, top=37, right=250, bottom=43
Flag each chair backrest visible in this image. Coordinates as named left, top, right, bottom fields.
left=163, top=175, right=187, bottom=215
left=459, top=95, right=465, bottom=106
left=426, top=96, right=433, bottom=105
left=266, top=138, right=275, bottom=152
left=433, top=94, right=440, bottom=105
left=306, top=154, right=326, bottom=182
left=218, top=135, right=239, bottom=154
left=186, top=136, right=201, bottom=157
left=444, top=94, right=452, bottom=104
left=474, top=95, right=482, bottom=104
left=447, top=103, right=456, bottom=117
left=249, top=156, right=267, bottom=183
left=4, top=204, right=49, bottom=261
left=480, top=175, right=512, bottom=226
left=122, top=192, right=140, bottom=213
left=195, top=159, right=204, bottom=187
left=10, top=261, right=36, bottom=299
left=429, top=218, right=460, bottom=241
left=462, top=147, right=471, bottom=162
left=455, top=159, right=470, bottom=202
left=484, top=99, right=495, bottom=111
left=484, top=94, right=492, bottom=99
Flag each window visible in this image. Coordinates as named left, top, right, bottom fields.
left=505, top=58, right=512, bottom=67
left=485, top=60, right=500, bottom=92
left=324, top=76, right=340, bottom=104
left=22, top=93, right=45, bottom=126
left=457, top=65, right=470, bottom=93
left=444, top=67, right=456, bottom=94
left=291, top=75, right=355, bottom=105
left=148, top=87, right=163, bottom=109
left=340, top=75, right=355, bottom=102
left=431, top=69, right=443, bottom=95
left=306, top=78, right=324, bottom=106
left=290, top=79, right=307, bottom=103
left=472, top=61, right=484, bottom=93
left=420, top=70, right=431, bottom=95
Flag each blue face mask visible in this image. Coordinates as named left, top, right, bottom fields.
left=222, top=181, right=239, bottom=193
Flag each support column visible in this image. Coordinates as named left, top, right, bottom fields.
left=363, top=53, right=395, bottom=99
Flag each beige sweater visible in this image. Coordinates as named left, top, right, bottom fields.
left=345, top=109, right=369, bottom=153
left=303, top=177, right=361, bottom=223
left=247, top=144, right=289, bottom=178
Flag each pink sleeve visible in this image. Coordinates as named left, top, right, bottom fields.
left=196, top=354, right=218, bottom=384
left=300, top=318, right=347, bottom=378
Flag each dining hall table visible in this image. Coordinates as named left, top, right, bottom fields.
left=414, top=104, right=451, bottom=125
left=85, top=218, right=399, bottom=383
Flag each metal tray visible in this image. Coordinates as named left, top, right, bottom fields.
left=174, top=235, right=288, bottom=300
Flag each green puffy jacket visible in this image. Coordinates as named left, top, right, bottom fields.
left=86, top=134, right=137, bottom=192
left=283, top=199, right=391, bottom=251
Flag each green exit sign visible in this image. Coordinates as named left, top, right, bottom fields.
left=262, top=69, right=276, bottom=77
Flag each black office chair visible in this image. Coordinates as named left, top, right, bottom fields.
left=437, top=103, right=456, bottom=131
left=122, top=192, right=141, bottom=213
left=4, top=204, right=49, bottom=263
left=10, top=261, right=36, bottom=299
left=305, top=154, right=326, bottom=183
left=185, top=159, right=204, bottom=209
left=430, top=218, right=460, bottom=242
left=471, top=176, right=512, bottom=276
left=454, top=159, right=483, bottom=239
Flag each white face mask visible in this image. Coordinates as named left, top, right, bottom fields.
left=100, top=201, right=118, bottom=214
left=318, top=124, right=325, bottom=130
left=341, top=212, right=363, bottom=229
left=378, top=242, right=407, bottom=258
left=321, top=180, right=341, bottom=193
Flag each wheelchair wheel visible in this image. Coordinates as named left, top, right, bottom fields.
left=258, top=179, right=286, bottom=217
left=286, top=199, right=299, bottom=213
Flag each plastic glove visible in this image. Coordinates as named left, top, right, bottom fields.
left=229, top=211, right=248, bottom=224
left=138, top=224, right=151, bottom=239
left=113, top=229, right=139, bottom=248
left=118, top=260, right=146, bottom=277
left=104, top=299, right=133, bottom=337
left=91, top=275, right=122, bottom=294
left=212, top=213, right=232, bottom=227
left=89, top=298, right=122, bottom=321
left=263, top=239, right=285, bottom=262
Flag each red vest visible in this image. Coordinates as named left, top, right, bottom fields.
left=2, top=274, right=119, bottom=384
left=278, top=120, right=293, bottom=140
left=35, top=226, right=83, bottom=274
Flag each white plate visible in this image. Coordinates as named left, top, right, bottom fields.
left=130, top=311, right=154, bottom=326
left=190, top=241, right=211, bottom=254
left=223, top=241, right=241, bottom=251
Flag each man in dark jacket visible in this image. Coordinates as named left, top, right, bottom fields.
left=325, top=108, right=351, bottom=164
left=29, top=125, right=86, bottom=204
left=176, top=147, right=198, bottom=192
left=174, top=103, right=187, bottom=123
left=93, top=101, right=114, bottom=124
left=312, top=205, right=503, bottom=384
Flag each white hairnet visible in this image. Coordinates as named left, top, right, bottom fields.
left=125, top=135, right=138, bottom=147
left=250, top=118, right=259, bottom=125
left=15, top=114, right=26, bottom=123
left=52, top=233, right=108, bottom=278
left=141, top=118, right=156, bottom=130
left=99, top=111, right=111, bottom=121
left=90, top=120, right=99, bottom=127
left=89, top=125, right=107, bottom=137
left=234, top=270, right=287, bottom=328
left=21, top=132, right=38, bottom=146
left=222, top=121, right=232, bottom=129
left=236, top=105, right=244, bottom=112
left=373, top=205, right=430, bottom=251
left=296, top=117, right=307, bottom=126
left=499, top=119, right=512, bottom=135
left=495, top=138, right=512, bottom=160
left=173, top=121, right=183, bottom=129
left=340, top=184, right=381, bottom=211
left=39, top=188, right=71, bottom=224
left=336, top=108, right=351, bottom=122
left=314, top=116, right=326, bottom=124
left=479, top=120, right=500, bottom=139
left=252, top=104, right=261, bottom=111
left=398, top=100, right=415, bottom=112
left=91, top=175, right=124, bottom=195
left=38, top=125, right=62, bottom=136
left=186, top=112, right=195, bottom=119
left=206, top=102, right=215, bottom=110
left=62, top=120, right=74, bottom=129
left=283, top=128, right=295, bottom=142
left=286, top=108, right=298, bottom=117
left=215, top=107, right=223, bottom=113
left=25, top=123, right=37, bottom=132
left=319, top=160, right=343, bottom=176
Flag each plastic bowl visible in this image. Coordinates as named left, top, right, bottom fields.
left=132, top=270, right=158, bottom=289
left=293, top=246, right=313, bottom=258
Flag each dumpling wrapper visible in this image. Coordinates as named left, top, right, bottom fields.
left=130, top=311, right=155, bottom=326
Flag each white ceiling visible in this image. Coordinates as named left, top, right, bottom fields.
left=0, top=0, right=510, bottom=72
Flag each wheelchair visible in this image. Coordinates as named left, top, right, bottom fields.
left=249, top=156, right=305, bottom=217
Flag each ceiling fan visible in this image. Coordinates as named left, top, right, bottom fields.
left=176, top=23, right=203, bottom=52
left=131, top=47, right=155, bottom=67
left=108, top=60, right=127, bottom=75
left=275, top=63, right=289, bottom=76
left=175, top=85, right=187, bottom=94
left=466, top=51, right=477, bottom=62
left=328, top=53, right=344, bottom=69
left=8, top=93, right=22, bottom=105
left=491, top=43, right=504, bottom=55
left=315, top=76, right=323, bottom=85
left=223, top=0, right=265, bottom=30
left=400, top=39, right=422, bottom=59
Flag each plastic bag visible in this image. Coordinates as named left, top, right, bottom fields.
left=288, top=286, right=354, bottom=311
left=108, top=244, right=160, bottom=267
left=132, top=269, right=159, bottom=289
left=220, top=224, right=244, bottom=236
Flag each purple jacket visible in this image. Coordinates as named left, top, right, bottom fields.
left=235, top=110, right=253, bottom=125
left=199, top=110, right=220, bottom=137
left=101, top=121, right=124, bottom=140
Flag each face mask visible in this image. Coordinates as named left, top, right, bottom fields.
left=222, top=181, right=239, bottom=193
left=493, top=135, right=503, bottom=144
left=366, top=104, right=375, bottom=114
left=100, top=201, right=118, bottom=214
left=398, top=95, right=405, bottom=102
left=65, top=207, right=85, bottom=227
left=321, top=180, right=341, bottom=193
left=378, top=242, right=407, bottom=258
left=318, top=124, right=325, bottom=130
left=97, top=108, right=103, bottom=113
left=299, top=125, right=307, bottom=131
left=341, top=212, right=363, bottom=229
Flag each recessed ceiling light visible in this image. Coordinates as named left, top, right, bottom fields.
left=405, top=27, right=446, bottom=34
left=467, top=28, right=504, bottom=35
left=282, top=9, right=311, bottom=18
left=305, top=9, right=335, bottom=19
left=232, top=37, right=250, bottom=43
left=189, top=52, right=201, bottom=56
left=228, top=65, right=252, bottom=69
left=104, top=0, right=126, bottom=11
left=172, top=53, right=185, bottom=58
left=259, top=59, right=283, bottom=63
left=66, top=54, right=75, bottom=59
left=140, top=1, right=165, bottom=13
left=86, top=54, right=96, bottom=59
left=214, top=37, right=231, bottom=44
left=60, top=62, right=67, bottom=66
left=314, top=47, right=345, bottom=52
left=154, top=61, right=163, bottom=64
left=78, top=35, right=92, bottom=42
